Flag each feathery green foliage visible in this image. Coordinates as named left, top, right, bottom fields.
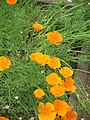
left=0, top=0, right=90, bottom=119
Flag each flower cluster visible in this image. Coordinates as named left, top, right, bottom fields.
left=31, top=23, right=77, bottom=120
left=30, top=52, right=50, bottom=66
left=30, top=51, right=76, bottom=97
left=31, top=59, right=77, bottom=120
left=37, top=100, right=77, bottom=120
left=0, top=18, right=77, bottom=119
left=30, top=52, right=61, bottom=69
left=33, top=23, right=63, bottom=45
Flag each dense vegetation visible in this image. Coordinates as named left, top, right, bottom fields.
left=0, top=0, right=90, bottom=119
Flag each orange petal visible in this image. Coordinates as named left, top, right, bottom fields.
left=46, top=73, right=61, bottom=86
left=54, top=100, right=68, bottom=116
left=64, top=106, right=77, bottom=120
left=34, top=88, right=45, bottom=99
left=68, top=112, right=77, bottom=120
left=38, top=102, right=45, bottom=113
left=65, top=78, right=74, bottom=86
left=38, top=102, right=56, bottom=120
left=33, top=23, right=43, bottom=32
left=6, top=59, right=11, bottom=69
left=33, top=52, right=43, bottom=63
left=47, top=32, right=63, bottom=45
left=48, top=57, right=61, bottom=69
left=30, top=52, right=50, bottom=66
left=66, top=85, right=76, bottom=92
left=64, top=106, right=72, bottom=118
left=0, top=116, right=9, bottom=120
left=59, top=67, right=73, bottom=78
left=60, top=80, right=65, bottom=87
left=38, top=113, right=47, bottom=120
left=63, top=106, right=77, bottom=120
left=40, top=54, right=50, bottom=66
left=46, top=112, right=56, bottom=120
left=6, top=0, right=17, bottom=5
left=50, top=85, right=65, bottom=97
left=30, top=53, right=37, bottom=62
left=45, top=102, right=55, bottom=112
left=0, top=56, right=11, bottom=71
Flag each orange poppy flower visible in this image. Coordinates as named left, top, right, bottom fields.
left=63, top=106, right=77, bottom=120
left=61, top=78, right=76, bottom=92
left=50, top=85, right=65, bottom=97
left=47, top=57, right=61, bottom=69
left=34, top=88, right=45, bottom=99
left=54, top=100, right=68, bottom=116
left=35, top=54, right=50, bottom=66
left=38, top=102, right=56, bottom=120
left=30, top=52, right=42, bottom=62
left=6, top=0, right=17, bottom=5
left=0, top=115, right=9, bottom=120
left=30, top=52, right=50, bottom=66
left=47, top=32, right=63, bottom=45
left=46, top=73, right=61, bottom=86
left=0, top=56, right=11, bottom=71
left=59, top=67, right=73, bottom=78
left=33, top=23, right=43, bottom=32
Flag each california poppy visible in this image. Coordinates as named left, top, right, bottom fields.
left=38, top=102, right=56, bottom=120
left=61, top=78, right=76, bottom=92
left=63, top=106, right=77, bottom=120
left=46, top=73, right=61, bottom=86
left=0, top=56, right=11, bottom=71
left=34, top=88, right=45, bottom=99
left=47, top=57, right=61, bottom=69
left=35, top=54, right=50, bottom=66
left=59, top=67, right=73, bottom=78
left=0, top=115, right=9, bottom=120
left=30, top=52, right=50, bottom=66
left=54, top=100, right=68, bottom=116
left=47, top=31, right=63, bottom=45
left=33, top=23, right=43, bottom=32
left=6, top=0, right=17, bottom=5
left=50, top=85, right=65, bottom=97
left=30, top=52, right=43, bottom=62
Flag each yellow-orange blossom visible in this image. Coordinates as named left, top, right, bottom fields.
left=33, top=23, right=43, bottom=32
left=0, top=56, right=11, bottom=71
left=34, top=88, right=45, bottom=99
left=6, top=0, right=17, bottom=5
left=47, top=32, right=63, bottom=45
left=0, top=115, right=9, bottom=120
left=38, top=102, right=56, bottom=120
